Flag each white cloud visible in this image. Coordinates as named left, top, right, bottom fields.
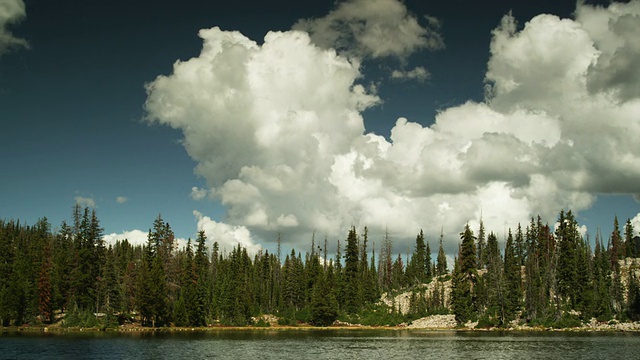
left=193, top=210, right=261, bottom=256
left=292, top=0, right=443, bottom=59
left=75, top=196, right=96, bottom=208
left=145, top=1, right=640, bottom=251
left=190, top=186, right=210, bottom=201
left=0, top=0, right=27, bottom=55
left=103, top=229, right=149, bottom=247
left=103, top=229, right=189, bottom=249
left=391, top=66, right=430, bottom=82
left=116, top=196, right=128, bottom=204
left=631, top=213, right=640, bottom=237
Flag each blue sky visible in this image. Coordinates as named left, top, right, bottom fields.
left=1, top=0, right=639, bottom=255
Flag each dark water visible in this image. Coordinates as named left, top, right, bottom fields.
left=1, top=330, right=640, bottom=359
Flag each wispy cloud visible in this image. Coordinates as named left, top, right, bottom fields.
left=390, top=66, right=430, bottom=82
left=75, top=196, right=96, bottom=208
left=116, top=196, right=128, bottom=204
left=293, top=0, right=443, bottom=59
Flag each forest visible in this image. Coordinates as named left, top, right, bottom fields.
left=1, top=204, right=640, bottom=328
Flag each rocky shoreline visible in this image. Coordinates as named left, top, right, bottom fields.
left=3, top=315, right=640, bottom=333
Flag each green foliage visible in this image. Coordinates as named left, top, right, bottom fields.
left=63, top=306, right=101, bottom=328
left=309, top=273, right=338, bottom=327
left=2, top=206, right=639, bottom=330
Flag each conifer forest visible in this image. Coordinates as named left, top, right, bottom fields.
left=1, top=205, right=640, bottom=328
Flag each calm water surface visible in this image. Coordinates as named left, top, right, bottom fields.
left=1, top=330, right=640, bottom=359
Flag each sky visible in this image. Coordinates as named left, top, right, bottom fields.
left=1, top=0, right=640, bottom=257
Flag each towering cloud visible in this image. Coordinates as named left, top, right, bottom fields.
left=0, top=0, right=27, bottom=55
left=145, top=1, right=640, bottom=250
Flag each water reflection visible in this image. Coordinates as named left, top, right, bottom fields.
left=2, top=330, right=639, bottom=359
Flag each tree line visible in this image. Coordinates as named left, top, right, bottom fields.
left=451, top=211, right=640, bottom=327
left=1, top=205, right=639, bottom=328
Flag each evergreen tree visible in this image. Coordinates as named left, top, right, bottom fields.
left=556, top=210, right=579, bottom=309
left=344, top=227, right=361, bottom=313
left=450, top=224, right=477, bottom=324
left=484, top=232, right=505, bottom=324
left=37, top=238, right=54, bottom=324
left=593, top=232, right=612, bottom=319
left=436, top=229, right=448, bottom=276
left=515, top=223, right=525, bottom=266
left=451, top=254, right=472, bottom=324
left=503, top=229, right=522, bottom=322
left=609, top=217, right=624, bottom=313
left=407, top=230, right=427, bottom=285
left=309, top=272, right=338, bottom=326
left=477, top=219, right=486, bottom=269
left=625, top=219, right=636, bottom=258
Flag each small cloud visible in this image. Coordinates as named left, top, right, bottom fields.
left=103, top=229, right=148, bottom=246
left=193, top=210, right=262, bottom=256
left=390, top=66, right=430, bottom=82
left=116, top=196, right=128, bottom=204
left=190, top=186, right=211, bottom=201
left=631, top=213, right=640, bottom=236
left=293, top=0, right=443, bottom=59
left=0, top=0, right=28, bottom=56
left=75, top=196, right=96, bottom=208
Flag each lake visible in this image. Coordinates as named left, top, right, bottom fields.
left=1, top=330, right=640, bottom=359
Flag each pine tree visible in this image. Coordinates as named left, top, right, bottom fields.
left=503, top=229, right=522, bottom=322
left=344, top=227, right=361, bottom=314
left=451, top=254, right=472, bottom=324
left=477, top=219, right=486, bottom=269
left=556, top=210, right=579, bottom=309
left=378, top=229, right=393, bottom=292
left=407, top=230, right=427, bottom=285
left=450, top=224, right=477, bottom=324
left=593, top=231, right=612, bottom=319
left=309, top=272, right=338, bottom=326
left=515, top=223, right=525, bottom=266
left=37, top=238, right=54, bottom=324
left=436, top=228, right=448, bottom=276
left=609, top=216, right=624, bottom=314
left=625, top=219, right=636, bottom=258
left=484, top=232, right=505, bottom=323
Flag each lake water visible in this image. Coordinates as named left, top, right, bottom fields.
left=1, top=330, right=640, bottom=359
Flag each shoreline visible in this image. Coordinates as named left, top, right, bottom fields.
left=2, top=324, right=639, bottom=334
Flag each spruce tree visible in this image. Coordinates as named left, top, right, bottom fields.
left=436, top=229, right=448, bottom=276
left=503, top=229, right=522, bottom=322
left=556, top=210, right=579, bottom=309
left=625, top=219, right=636, bottom=258
left=344, top=227, right=361, bottom=314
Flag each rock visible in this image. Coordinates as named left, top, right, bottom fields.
left=381, top=276, right=452, bottom=315
left=406, top=315, right=457, bottom=329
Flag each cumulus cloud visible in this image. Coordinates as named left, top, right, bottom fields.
left=292, top=0, right=443, bottom=59
left=75, top=196, right=96, bottom=208
left=0, top=0, right=27, bottom=55
left=145, top=1, right=640, bottom=252
left=103, top=229, right=149, bottom=247
left=116, top=196, right=128, bottom=204
left=631, top=213, right=640, bottom=236
left=193, top=210, right=261, bottom=256
left=390, top=66, right=430, bottom=82
left=578, top=1, right=640, bottom=102
left=103, top=229, right=188, bottom=249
